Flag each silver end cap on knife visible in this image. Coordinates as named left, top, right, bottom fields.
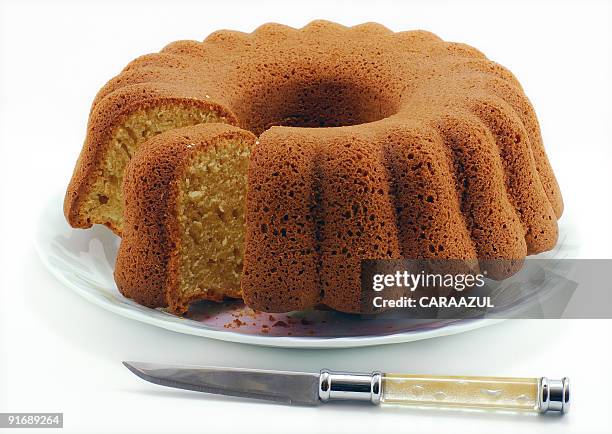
left=538, top=377, right=570, bottom=414
left=318, top=370, right=382, bottom=404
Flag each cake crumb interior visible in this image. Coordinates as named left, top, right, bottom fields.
left=176, top=139, right=251, bottom=301
left=82, top=105, right=223, bottom=232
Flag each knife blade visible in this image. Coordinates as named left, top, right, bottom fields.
left=123, top=362, right=569, bottom=414
left=123, top=362, right=320, bottom=405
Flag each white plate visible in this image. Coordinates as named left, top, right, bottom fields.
left=36, top=193, right=577, bottom=348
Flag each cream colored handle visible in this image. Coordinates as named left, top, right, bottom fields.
left=381, top=374, right=539, bottom=411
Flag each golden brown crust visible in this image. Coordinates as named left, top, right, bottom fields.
left=238, top=22, right=563, bottom=313
left=66, top=20, right=563, bottom=313
left=114, top=123, right=256, bottom=312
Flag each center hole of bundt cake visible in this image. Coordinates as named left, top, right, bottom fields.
left=238, top=77, right=399, bottom=134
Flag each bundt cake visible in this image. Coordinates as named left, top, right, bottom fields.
left=65, top=20, right=563, bottom=314
left=115, top=123, right=255, bottom=312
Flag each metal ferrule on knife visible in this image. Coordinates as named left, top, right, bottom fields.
left=319, top=370, right=382, bottom=404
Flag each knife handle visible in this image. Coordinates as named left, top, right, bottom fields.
left=319, top=371, right=569, bottom=413
left=382, top=374, right=537, bottom=411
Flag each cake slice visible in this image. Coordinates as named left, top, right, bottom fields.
left=64, top=99, right=234, bottom=235
left=114, top=123, right=255, bottom=313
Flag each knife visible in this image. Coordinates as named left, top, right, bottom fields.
left=123, top=362, right=569, bottom=414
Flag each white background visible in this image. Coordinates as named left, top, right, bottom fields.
left=1, top=0, right=611, bottom=433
